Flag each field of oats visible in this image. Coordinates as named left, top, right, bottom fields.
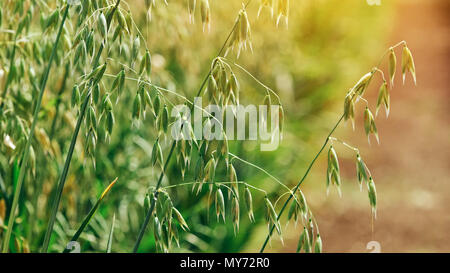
left=0, top=0, right=447, bottom=253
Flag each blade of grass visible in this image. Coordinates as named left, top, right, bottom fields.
left=41, top=0, right=122, bottom=253
left=132, top=0, right=253, bottom=253
left=1, top=5, right=70, bottom=253
left=62, top=178, right=118, bottom=253
left=106, top=213, right=116, bottom=253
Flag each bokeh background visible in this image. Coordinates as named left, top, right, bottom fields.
left=0, top=0, right=448, bottom=253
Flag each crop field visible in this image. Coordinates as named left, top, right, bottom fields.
left=0, top=0, right=447, bottom=255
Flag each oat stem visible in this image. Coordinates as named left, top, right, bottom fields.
left=1, top=4, right=70, bottom=253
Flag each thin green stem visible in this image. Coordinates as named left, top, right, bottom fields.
left=41, top=0, right=122, bottom=253
left=1, top=5, right=70, bottom=253
left=259, top=114, right=344, bottom=253
left=132, top=0, right=253, bottom=253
